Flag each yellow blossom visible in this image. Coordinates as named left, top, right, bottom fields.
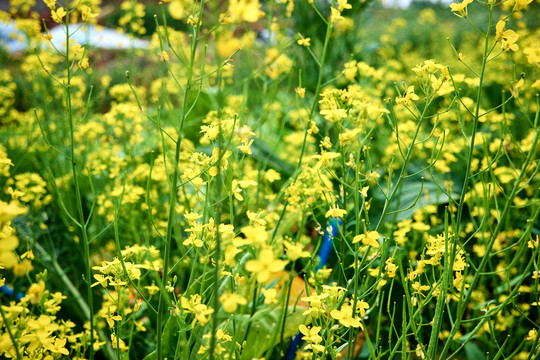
left=353, top=230, right=380, bottom=248
left=229, top=0, right=262, bottom=23
left=79, top=57, right=89, bottom=69
left=284, top=240, right=310, bottom=261
left=237, top=139, right=254, bottom=154
left=337, top=0, right=352, bottom=12
left=385, top=258, right=398, bottom=278
left=297, top=37, right=311, bottom=47
left=219, top=292, right=247, bottom=313
left=299, top=324, right=322, bottom=343
left=44, top=0, right=56, bottom=10
left=395, top=85, right=419, bottom=106
left=245, top=247, right=288, bottom=283
left=449, top=0, right=473, bottom=18
left=331, top=305, right=362, bottom=328
left=513, top=0, right=532, bottom=12
left=160, top=51, right=169, bottom=62
left=355, top=299, right=370, bottom=317
left=51, top=7, right=66, bottom=24
left=27, top=281, right=46, bottom=305
left=330, top=8, right=344, bottom=24
left=325, top=204, right=347, bottom=218
left=231, top=179, right=243, bottom=201
left=495, top=21, right=519, bottom=52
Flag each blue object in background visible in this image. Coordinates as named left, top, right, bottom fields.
left=316, top=217, right=342, bottom=271
left=0, top=284, right=24, bottom=301
left=287, top=217, right=342, bottom=360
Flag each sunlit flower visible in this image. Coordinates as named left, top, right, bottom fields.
left=325, top=204, right=347, bottom=218
left=245, top=247, right=288, bottom=282
left=353, top=230, right=380, bottom=248
left=297, top=37, right=311, bottom=47
left=449, top=0, right=473, bottom=18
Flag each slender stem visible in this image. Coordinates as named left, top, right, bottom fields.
left=156, top=2, right=205, bottom=359
left=0, top=295, right=22, bottom=360
left=63, top=3, right=95, bottom=358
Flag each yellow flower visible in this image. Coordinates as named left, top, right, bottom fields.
left=0, top=231, right=21, bottom=269
left=301, top=293, right=329, bottom=318
left=523, top=46, right=540, bottom=66
left=513, top=0, right=532, bottom=12
left=246, top=210, right=267, bottom=226
left=325, top=204, right=347, bottom=218
left=145, top=282, right=160, bottom=296
left=337, top=0, right=352, bottom=12
left=355, top=299, right=370, bottom=317
left=395, top=86, right=419, bottom=106
left=449, top=0, right=473, bottom=18
left=245, top=247, right=288, bottom=283
left=51, top=7, right=66, bottom=24
left=104, top=311, right=122, bottom=328
left=231, top=179, right=243, bottom=201
left=237, top=139, right=254, bottom=155
left=229, top=0, right=262, bottom=23
left=495, top=21, right=519, bottom=52
left=79, top=57, right=89, bottom=69
left=27, top=281, right=46, bottom=305
left=343, top=60, right=358, bottom=81
left=353, top=230, right=380, bottom=248
left=299, top=325, right=322, bottom=343
left=284, top=240, right=310, bottom=261
left=160, top=50, right=169, bottom=62
left=416, top=344, right=426, bottom=359
left=331, top=305, right=362, bottom=328
left=526, top=329, right=538, bottom=341
left=412, top=281, right=431, bottom=294
left=360, top=186, right=369, bottom=198
left=168, top=0, right=186, bottom=20
left=111, top=334, right=128, bottom=352
left=44, top=0, right=56, bottom=9
left=262, top=287, right=278, bottom=304
left=13, top=259, right=33, bottom=277
left=297, top=37, right=311, bottom=47
left=330, top=7, right=344, bottom=24
left=295, top=87, right=306, bottom=98
left=219, top=292, right=247, bottom=313
left=181, top=295, right=214, bottom=325
left=81, top=5, right=97, bottom=22
left=385, top=258, right=398, bottom=278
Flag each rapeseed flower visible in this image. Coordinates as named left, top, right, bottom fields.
left=353, top=230, right=380, bottom=248
left=219, top=292, right=247, bottom=313
left=51, top=7, right=66, bottom=23
left=331, top=304, right=362, bottom=328
left=395, top=86, right=419, bottom=106
left=449, top=0, right=473, bottom=18
left=495, top=21, right=519, bottom=52
left=229, top=0, right=262, bottom=23
left=325, top=204, right=347, bottom=218
left=245, top=247, right=288, bottom=282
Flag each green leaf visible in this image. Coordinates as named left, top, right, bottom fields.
left=465, top=342, right=485, bottom=360
left=219, top=306, right=306, bottom=359
left=142, top=316, right=180, bottom=360
left=384, top=179, right=459, bottom=222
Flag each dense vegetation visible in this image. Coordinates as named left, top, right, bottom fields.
left=0, top=0, right=539, bottom=359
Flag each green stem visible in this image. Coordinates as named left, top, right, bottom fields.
left=0, top=295, right=22, bottom=360
left=156, top=2, right=205, bottom=359
left=63, top=3, right=96, bottom=358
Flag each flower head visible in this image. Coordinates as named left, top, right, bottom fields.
left=449, top=0, right=473, bottom=18
left=325, top=204, right=347, bottom=218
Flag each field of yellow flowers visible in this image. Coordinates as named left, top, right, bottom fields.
left=0, top=0, right=539, bottom=359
